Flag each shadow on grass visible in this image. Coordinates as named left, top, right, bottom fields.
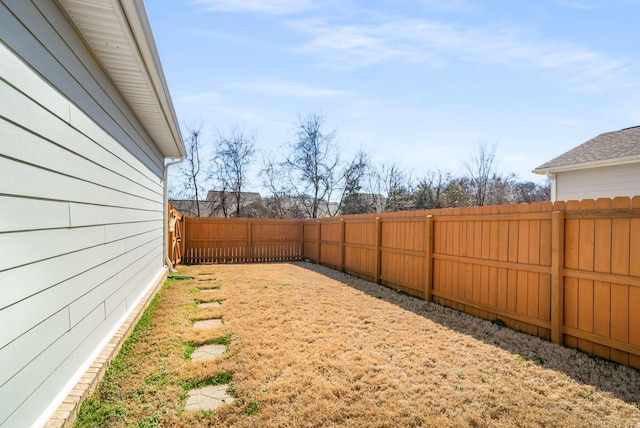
left=291, top=261, right=640, bottom=407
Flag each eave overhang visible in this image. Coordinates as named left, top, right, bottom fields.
left=56, top=0, right=185, bottom=159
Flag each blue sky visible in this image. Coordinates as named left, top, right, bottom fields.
left=146, top=0, right=639, bottom=189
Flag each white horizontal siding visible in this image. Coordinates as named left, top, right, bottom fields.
left=0, top=309, right=69, bottom=388
left=4, top=301, right=134, bottom=427
left=0, top=115, right=161, bottom=204
left=69, top=238, right=162, bottom=327
left=0, top=306, right=105, bottom=426
left=0, top=226, right=106, bottom=273
left=105, top=247, right=163, bottom=316
left=0, top=240, right=127, bottom=311
left=0, top=302, right=120, bottom=427
left=1, top=0, right=165, bottom=177
left=0, top=196, right=70, bottom=233
left=0, top=232, right=162, bottom=350
left=556, top=163, right=640, bottom=201
left=0, top=66, right=161, bottom=194
left=0, top=1, right=171, bottom=426
left=71, top=204, right=164, bottom=228
left=0, top=155, right=161, bottom=211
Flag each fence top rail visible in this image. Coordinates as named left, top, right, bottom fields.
left=185, top=217, right=303, bottom=224
left=434, top=212, right=553, bottom=222
left=379, top=216, right=430, bottom=222
left=564, top=208, right=640, bottom=219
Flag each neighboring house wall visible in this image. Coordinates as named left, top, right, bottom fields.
left=0, top=2, right=167, bottom=426
left=555, top=163, right=640, bottom=201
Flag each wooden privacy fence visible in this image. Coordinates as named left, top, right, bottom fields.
left=303, top=196, right=640, bottom=369
left=182, top=217, right=303, bottom=264
left=170, top=196, right=640, bottom=368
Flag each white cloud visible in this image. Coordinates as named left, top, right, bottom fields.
left=288, top=17, right=633, bottom=90
left=191, top=0, right=313, bottom=15
left=234, top=80, right=350, bottom=98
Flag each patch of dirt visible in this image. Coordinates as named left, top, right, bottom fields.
left=83, top=262, right=640, bottom=427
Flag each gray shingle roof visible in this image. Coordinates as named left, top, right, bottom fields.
left=534, top=126, right=640, bottom=172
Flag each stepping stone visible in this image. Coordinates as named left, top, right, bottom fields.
left=192, top=344, right=226, bottom=361
left=198, top=301, right=222, bottom=308
left=193, top=319, right=223, bottom=328
left=185, top=384, right=234, bottom=411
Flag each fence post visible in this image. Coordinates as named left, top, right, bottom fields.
left=551, top=210, right=565, bottom=345
left=375, top=217, right=381, bottom=284
left=340, top=218, right=345, bottom=272
left=247, top=219, right=253, bottom=263
left=424, top=215, right=434, bottom=301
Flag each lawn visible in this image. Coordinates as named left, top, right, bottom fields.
left=76, top=262, right=640, bottom=427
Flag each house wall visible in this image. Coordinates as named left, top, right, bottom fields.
left=0, top=1, right=167, bottom=426
left=556, top=163, right=640, bottom=201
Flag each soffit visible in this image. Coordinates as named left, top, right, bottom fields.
left=57, top=0, right=185, bottom=158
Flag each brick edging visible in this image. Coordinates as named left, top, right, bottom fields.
left=44, top=270, right=168, bottom=428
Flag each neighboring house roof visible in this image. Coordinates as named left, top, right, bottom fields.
left=57, top=0, right=185, bottom=158
left=206, top=191, right=263, bottom=202
left=534, top=126, right=640, bottom=174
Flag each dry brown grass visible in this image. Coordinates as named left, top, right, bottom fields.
left=77, top=262, right=640, bottom=427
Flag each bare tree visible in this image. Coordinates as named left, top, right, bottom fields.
left=337, top=150, right=375, bottom=215
left=285, top=113, right=340, bottom=218
left=260, top=153, right=293, bottom=218
left=486, top=172, right=516, bottom=205
left=176, top=125, right=207, bottom=216
left=380, top=162, right=414, bottom=212
left=212, top=127, right=256, bottom=217
left=415, top=169, right=454, bottom=209
left=513, top=179, right=551, bottom=203
left=464, top=143, right=501, bottom=207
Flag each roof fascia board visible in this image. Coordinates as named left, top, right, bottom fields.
left=118, top=0, right=185, bottom=158
left=533, top=154, right=640, bottom=175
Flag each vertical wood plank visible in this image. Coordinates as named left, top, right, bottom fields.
left=631, top=196, right=640, bottom=278
left=340, top=218, right=345, bottom=272
left=300, top=221, right=304, bottom=261
left=592, top=198, right=612, bottom=357
left=551, top=210, right=565, bottom=345
left=630, top=198, right=640, bottom=355
left=374, top=217, right=381, bottom=284
left=248, top=219, right=253, bottom=262
left=610, top=198, right=630, bottom=362
left=611, top=197, right=630, bottom=275
left=488, top=206, right=500, bottom=307
left=629, top=286, right=640, bottom=347
left=424, top=215, right=433, bottom=301
left=577, top=199, right=595, bottom=353
left=316, top=220, right=321, bottom=264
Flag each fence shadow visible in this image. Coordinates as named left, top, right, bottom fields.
left=291, top=261, right=640, bottom=407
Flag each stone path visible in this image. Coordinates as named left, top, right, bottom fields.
left=193, top=318, right=223, bottom=328
left=185, top=385, right=234, bottom=411
left=198, top=301, right=221, bottom=308
left=191, top=344, right=226, bottom=361
left=186, top=275, right=234, bottom=412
